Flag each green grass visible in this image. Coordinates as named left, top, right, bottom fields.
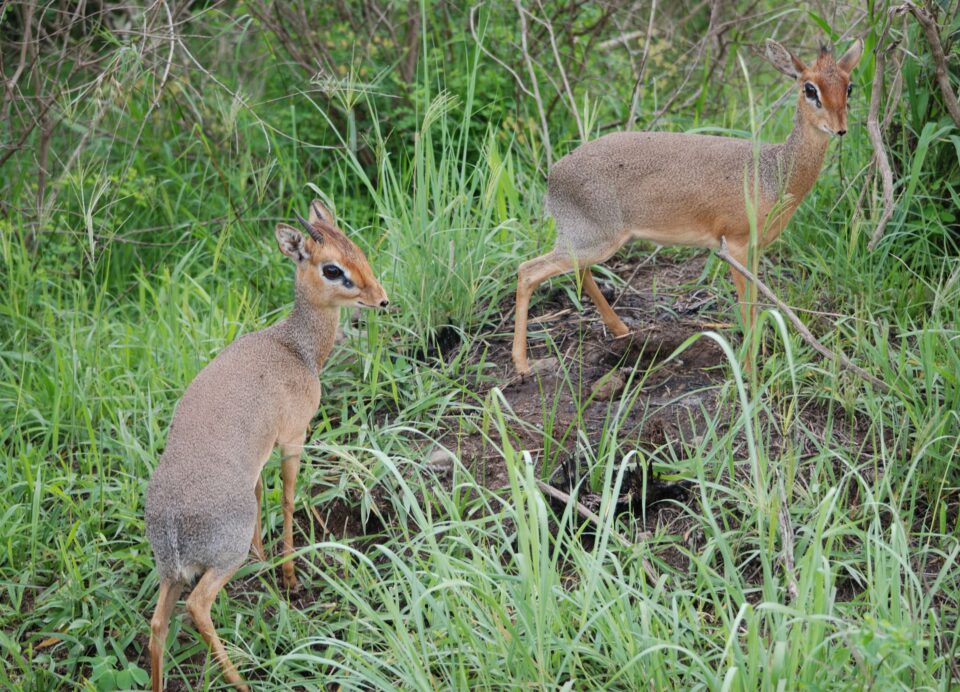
left=2, top=1, right=959, bottom=689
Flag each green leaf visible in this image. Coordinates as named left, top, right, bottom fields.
left=806, top=11, right=837, bottom=40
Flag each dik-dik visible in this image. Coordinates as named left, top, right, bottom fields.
left=512, top=38, right=863, bottom=374
left=145, top=200, right=388, bottom=691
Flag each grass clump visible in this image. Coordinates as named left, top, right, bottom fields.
left=1, top=1, right=958, bottom=689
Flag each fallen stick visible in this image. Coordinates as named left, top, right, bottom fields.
left=534, top=478, right=658, bottom=584
left=716, top=237, right=892, bottom=392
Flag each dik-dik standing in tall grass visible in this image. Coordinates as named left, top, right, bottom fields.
left=512, top=38, right=863, bottom=374
left=145, top=200, right=388, bottom=691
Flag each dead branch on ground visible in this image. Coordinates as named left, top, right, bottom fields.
left=716, top=237, right=893, bottom=392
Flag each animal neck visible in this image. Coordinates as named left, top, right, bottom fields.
left=779, top=102, right=831, bottom=202
left=278, top=285, right=340, bottom=375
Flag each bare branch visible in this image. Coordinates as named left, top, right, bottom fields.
left=3, top=0, right=36, bottom=114
left=716, top=237, right=893, bottom=392
left=527, top=1, right=584, bottom=141
left=468, top=4, right=534, bottom=98
left=513, top=0, right=552, bottom=166
left=867, top=11, right=898, bottom=251
left=400, top=0, right=421, bottom=85
left=625, top=0, right=657, bottom=130
left=904, top=1, right=960, bottom=129
left=881, top=41, right=904, bottom=133
left=647, top=0, right=721, bottom=130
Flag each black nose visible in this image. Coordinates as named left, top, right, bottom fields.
left=380, top=299, right=389, bottom=308
left=837, top=129, right=846, bottom=136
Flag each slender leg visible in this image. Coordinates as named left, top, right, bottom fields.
left=279, top=439, right=304, bottom=590
left=512, top=251, right=576, bottom=375
left=185, top=565, right=248, bottom=692
left=251, top=477, right=265, bottom=561
left=726, top=241, right=757, bottom=373
left=580, top=267, right=630, bottom=337
left=150, top=577, right=185, bottom=692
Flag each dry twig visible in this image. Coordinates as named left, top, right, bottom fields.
left=647, top=0, right=721, bottom=130
left=513, top=0, right=553, bottom=165
left=866, top=11, right=898, bottom=251
left=904, top=1, right=960, bottom=129
left=624, top=0, right=657, bottom=130
left=777, top=479, right=798, bottom=602
left=469, top=4, right=534, bottom=98
left=716, top=237, right=892, bottom=392
left=526, top=3, right=584, bottom=142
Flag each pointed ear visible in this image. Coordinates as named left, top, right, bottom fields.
left=275, top=223, right=309, bottom=263
left=766, top=39, right=806, bottom=80
left=837, top=38, right=863, bottom=73
left=308, top=199, right=335, bottom=226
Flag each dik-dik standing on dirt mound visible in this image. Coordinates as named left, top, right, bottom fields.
left=512, top=37, right=863, bottom=374
left=145, top=200, right=388, bottom=691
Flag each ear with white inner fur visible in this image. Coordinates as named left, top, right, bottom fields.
left=275, top=223, right=309, bottom=263
left=837, top=38, right=863, bottom=73
left=308, top=199, right=335, bottom=226
left=765, top=39, right=806, bottom=80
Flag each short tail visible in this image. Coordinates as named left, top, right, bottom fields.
left=146, top=508, right=199, bottom=583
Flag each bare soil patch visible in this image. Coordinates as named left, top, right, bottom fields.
left=286, top=250, right=884, bottom=590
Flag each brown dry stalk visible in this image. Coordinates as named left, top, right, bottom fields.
left=647, top=0, right=721, bottom=130
left=527, top=4, right=585, bottom=142
left=624, top=0, right=657, bottom=129
left=777, top=478, right=798, bottom=602
left=867, top=11, right=898, bottom=251
left=716, top=237, right=892, bottom=392
left=513, top=0, right=553, bottom=166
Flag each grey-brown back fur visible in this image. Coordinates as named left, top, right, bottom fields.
left=546, top=122, right=825, bottom=258
left=545, top=39, right=863, bottom=260
left=511, top=37, right=863, bottom=375
left=145, top=200, right=389, bottom=691
left=145, top=318, right=325, bottom=581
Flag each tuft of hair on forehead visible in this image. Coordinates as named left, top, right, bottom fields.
left=813, top=44, right=837, bottom=76
left=815, top=42, right=838, bottom=70
left=306, top=217, right=367, bottom=269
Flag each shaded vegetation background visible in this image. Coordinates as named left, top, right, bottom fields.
left=1, top=0, right=959, bottom=689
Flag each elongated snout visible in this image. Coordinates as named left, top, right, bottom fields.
left=373, top=285, right=390, bottom=309
left=834, top=111, right=849, bottom=137
left=358, top=282, right=390, bottom=310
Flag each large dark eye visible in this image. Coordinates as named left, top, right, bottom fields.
left=322, top=265, right=343, bottom=280
left=847, top=83, right=854, bottom=97
left=804, top=82, right=818, bottom=99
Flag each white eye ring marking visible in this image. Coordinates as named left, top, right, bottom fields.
left=319, top=263, right=357, bottom=289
